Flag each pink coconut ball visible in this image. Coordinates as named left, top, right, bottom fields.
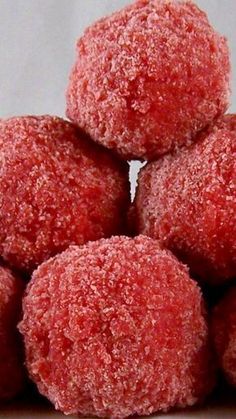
left=0, top=115, right=130, bottom=272
left=133, top=115, right=236, bottom=284
left=0, top=265, right=25, bottom=400
left=212, top=287, right=236, bottom=387
left=19, top=236, right=215, bottom=418
left=66, top=0, right=230, bottom=161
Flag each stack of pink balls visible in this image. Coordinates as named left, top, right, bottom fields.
left=0, top=1, right=235, bottom=418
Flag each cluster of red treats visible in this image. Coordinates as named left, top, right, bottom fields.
left=0, top=1, right=235, bottom=418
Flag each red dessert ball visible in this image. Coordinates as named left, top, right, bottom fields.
left=0, top=265, right=25, bottom=400
left=19, top=236, right=214, bottom=418
left=134, top=115, right=236, bottom=284
left=212, top=287, right=236, bottom=387
left=66, top=0, right=230, bottom=161
left=0, top=115, right=130, bottom=272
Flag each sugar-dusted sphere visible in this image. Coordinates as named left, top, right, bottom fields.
left=134, top=115, right=236, bottom=284
left=66, top=0, right=230, bottom=160
left=212, top=287, right=236, bottom=387
left=0, top=115, right=130, bottom=272
left=0, top=265, right=25, bottom=400
left=20, top=236, right=214, bottom=418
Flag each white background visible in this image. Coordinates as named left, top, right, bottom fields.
left=0, top=0, right=235, bottom=191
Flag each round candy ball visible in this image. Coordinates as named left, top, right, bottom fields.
left=66, top=0, right=230, bottom=161
left=0, top=265, right=25, bottom=400
left=212, top=287, right=236, bottom=387
left=0, top=115, right=130, bottom=272
left=134, top=115, right=236, bottom=284
left=19, top=236, right=214, bottom=418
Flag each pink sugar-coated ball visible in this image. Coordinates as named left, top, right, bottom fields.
left=133, top=115, right=236, bottom=284
left=0, top=115, right=130, bottom=272
left=0, top=265, right=25, bottom=400
left=66, top=0, right=230, bottom=161
left=212, top=287, right=236, bottom=387
left=19, top=236, right=215, bottom=418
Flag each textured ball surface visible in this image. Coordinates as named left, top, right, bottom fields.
left=66, top=0, right=230, bottom=161
left=19, top=236, right=214, bottom=418
left=0, top=265, right=25, bottom=400
left=0, top=115, right=130, bottom=272
left=212, top=287, right=236, bottom=387
left=134, top=115, right=236, bottom=284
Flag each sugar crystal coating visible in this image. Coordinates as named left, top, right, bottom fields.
left=19, top=236, right=214, bottom=418
left=0, top=265, right=25, bottom=400
left=212, top=287, right=236, bottom=387
left=0, top=115, right=130, bottom=272
left=134, top=115, right=236, bottom=284
left=66, top=0, right=230, bottom=161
